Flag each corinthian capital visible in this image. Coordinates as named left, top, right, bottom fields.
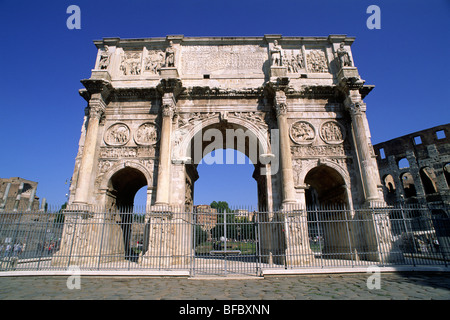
left=162, top=92, right=176, bottom=118
left=347, top=101, right=366, bottom=117
left=88, top=99, right=106, bottom=119
left=344, top=90, right=366, bottom=117
left=273, top=91, right=287, bottom=117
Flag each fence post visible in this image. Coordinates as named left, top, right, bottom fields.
left=37, top=211, right=52, bottom=270
left=97, top=211, right=106, bottom=270
left=192, top=211, right=196, bottom=277
left=344, top=205, right=354, bottom=267
left=67, top=211, right=79, bottom=269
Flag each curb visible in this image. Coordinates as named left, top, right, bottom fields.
left=0, top=270, right=191, bottom=278
left=261, top=265, right=450, bottom=276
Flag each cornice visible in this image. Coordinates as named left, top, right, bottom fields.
left=180, top=86, right=265, bottom=100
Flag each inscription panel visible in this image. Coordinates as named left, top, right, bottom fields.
left=180, top=45, right=268, bottom=75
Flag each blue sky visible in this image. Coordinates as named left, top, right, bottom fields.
left=0, top=0, right=449, bottom=208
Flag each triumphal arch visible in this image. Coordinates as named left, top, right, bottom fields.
left=54, top=35, right=389, bottom=268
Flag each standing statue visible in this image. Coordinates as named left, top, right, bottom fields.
left=270, top=40, right=282, bottom=66
left=165, top=41, right=176, bottom=67
left=336, top=42, right=352, bottom=68
left=98, top=45, right=110, bottom=70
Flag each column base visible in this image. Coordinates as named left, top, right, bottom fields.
left=151, top=203, right=172, bottom=212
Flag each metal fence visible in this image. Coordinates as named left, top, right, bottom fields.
left=0, top=204, right=449, bottom=276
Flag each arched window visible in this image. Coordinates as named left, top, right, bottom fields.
left=419, top=167, right=438, bottom=195
left=401, top=172, right=416, bottom=198
left=398, top=158, right=410, bottom=169
left=444, top=163, right=450, bottom=188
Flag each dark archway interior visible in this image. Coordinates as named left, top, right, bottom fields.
left=420, top=167, right=438, bottom=195
left=108, top=167, right=147, bottom=260
left=304, top=165, right=347, bottom=207
left=304, top=165, right=350, bottom=257
left=109, top=167, right=147, bottom=209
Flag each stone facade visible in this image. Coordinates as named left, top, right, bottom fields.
left=374, top=124, right=450, bottom=206
left=68, top=34, right=384, bottom=211
left=0, top=177, right=42, bottom=212
left=54, top=35, right=389, bottom=267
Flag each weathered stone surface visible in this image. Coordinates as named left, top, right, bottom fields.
left=374, top=123, right=450, bottom=206
left=59, top=35, right=387, bottom=267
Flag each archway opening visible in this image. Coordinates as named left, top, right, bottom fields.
left=186, top=121, right=267, bottom=210
left=445, top=163, right=450, bottom=188
left=108, top=167, right=148, bottom=261
left=304, top=165, right=347, bottom=208
left=304, top=165, right=350, bottom=258
left=383, top=174, right=397, bottom=205
left=420, top=167, right=438, bottom=195
left=184, top=120, right=267, bottom=264
left=401, top=172, right=416, bottom=199
left=193, top=148, right=258, bottom=208
left=192, top=148, right=259, bottom=261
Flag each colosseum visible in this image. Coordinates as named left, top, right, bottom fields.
left=373, top=123, right=450, bottom=208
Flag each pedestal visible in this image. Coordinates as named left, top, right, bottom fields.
left=160, top=67, right=179, bottom=79
left=270, top=66, right=287, bottom=78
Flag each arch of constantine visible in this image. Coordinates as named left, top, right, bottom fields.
left=53, top=35, right=392, bottom=270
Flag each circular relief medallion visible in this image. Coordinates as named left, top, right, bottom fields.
left=134, top=122, right=160, bottom=145
left=320, top=121, right=345, bottom=144
left=290, top=121, right=316, bottom=144
left=104, top=123, right=130, bottom=146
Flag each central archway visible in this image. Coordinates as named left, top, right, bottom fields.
left=194, top=149, right=258, bottom=208
left=175, top=115, right=276, bottom=211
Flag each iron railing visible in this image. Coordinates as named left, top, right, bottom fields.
left=0, top=204, right=449, bottom=275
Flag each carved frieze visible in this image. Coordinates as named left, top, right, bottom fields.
left=98, top=46, right=111, bottom=70
left=134, top=123, right=160, bottom=145
left=319, top=121, right=345, bottom=144
left=104, top=123, right=130, bottom=146
left=282, top=49, right=305, bottom=73
left=144, top=50, right=165, bottom=75
left=119, top=51, right=142, bottom=75
left=290, top=121, right=315, bottom=144
left=100, top=146, right=156, bottom=159
left=177, top=112, right=217, bottom=128
left=98, top=160, right=114, bottom=174
left=232, top=112, right=267, bottom=128
left=306, top=49, right=328, bottom=73
left=291, top=144, right=346, bottom=157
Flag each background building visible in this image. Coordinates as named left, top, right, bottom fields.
left=374, top=124, right=450, bottom=207
left=0, top=177, right=42, bottom=212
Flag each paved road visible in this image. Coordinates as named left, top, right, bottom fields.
left=1, top=272, right=449, bottom=301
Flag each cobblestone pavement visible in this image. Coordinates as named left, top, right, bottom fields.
left=0, top=272, right=449, bottom=301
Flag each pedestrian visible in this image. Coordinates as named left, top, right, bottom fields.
left=433, top=238, right=440, bottom=253
left=5, top=244, right=11, bottom=257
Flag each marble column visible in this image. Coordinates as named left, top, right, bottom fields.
left=345, top=91, right=382, bottom=205
left=155, top=92, right=176, bottom=206
left=73, top=97, right=105, bottom=206
left=273, top=90, right=297, bottom=207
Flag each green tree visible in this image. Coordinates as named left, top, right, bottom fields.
left=210, top=201, right=231, bottom=213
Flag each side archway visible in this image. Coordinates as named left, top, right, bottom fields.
left=303, top=164, right=349, bottom=208
left=99, top=161, right=153, bottom=210
left=303, top=164, right=351, bottom=258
